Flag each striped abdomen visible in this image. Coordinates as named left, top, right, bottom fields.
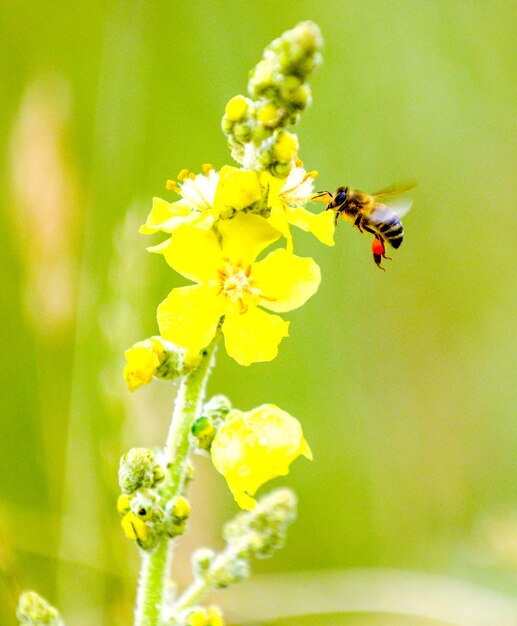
left=367, top=206, right=404, bottom=249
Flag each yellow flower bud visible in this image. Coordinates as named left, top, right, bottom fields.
left=186, top=608, right=208, bottom=626
left=207, top=606, right=225, bottom=626
left=211, top=404, right=312, bottom=510
left=225, top=95, right=249, bottom=122
left=123, top=338, right=166, bottom=392
left=258, top=102, right=282, bottom=127
left=273, top=131, right=299, bottom=163
left=121, top=512, right=149, bottom=543
left=170, top=495, right=191, bottom=521
left=117, top=493, right=132, bottom=515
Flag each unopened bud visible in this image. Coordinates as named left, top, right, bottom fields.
left=130, top=489, right=163, bottom=522
left=224, top=95, right=250, bottom=122
left=192, top=548, right=216, bottom=576
left=191, top=416, right=216, bottom=451
left=119, top=448, right=163, bottom=494
left=17, top=591, right=63, bottom=626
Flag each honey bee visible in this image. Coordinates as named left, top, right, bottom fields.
left=317, top=183, right=415, bottom=270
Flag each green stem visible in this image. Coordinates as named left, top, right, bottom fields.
left=134, top=340, right=217, bottom=626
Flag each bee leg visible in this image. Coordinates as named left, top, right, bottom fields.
left=354, top=215, right=363, bottom=232
left=373, top=253, right=386, bottom=271
left=371, top=236, right=388, bottom=270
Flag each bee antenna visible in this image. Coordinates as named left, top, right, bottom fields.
left=311, top=191, right=332, bottom=201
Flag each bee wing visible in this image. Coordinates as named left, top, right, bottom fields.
left=372, top=182, right=417, bottom=201
left=370, top=197, right=413, bottom=221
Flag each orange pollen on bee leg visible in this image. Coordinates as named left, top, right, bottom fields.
left=372, top=238, right=385, bottom=255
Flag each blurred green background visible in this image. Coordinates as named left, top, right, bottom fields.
left=1, top=1, right=516, bottom=624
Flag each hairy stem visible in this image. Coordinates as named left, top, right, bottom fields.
left=134, top=340, right=217, bottom=626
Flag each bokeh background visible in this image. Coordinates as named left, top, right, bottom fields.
left=1, top=1, right=516, bottom=625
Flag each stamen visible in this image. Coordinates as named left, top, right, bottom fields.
left=294, top=157, right=303, bottom=168
left=177, top=168, right=190, bottom=181
left=245, top=264, right=252, bottom=277
left=202, top=163, right=213, bottom=174
left=238, top=299, right=248, bottom=314
left=311, top=191, right=332, bottom=203
left=166, top=179, right=180, bottom=192
left=259, top=294, right=277, bottom=302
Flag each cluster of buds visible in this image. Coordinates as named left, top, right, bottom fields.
left=123, top=336, right=201, bottom=393
left=222, top=21, right=323, bottom=175
left=166, top=490, right=296, bottom=622
left=223, top=488, right=297, bottom=559
left=191, top=394, right=232, bottom=452
left=117, top=448, right=191, bottom=550
left=16, top=591, right=63, bottom=626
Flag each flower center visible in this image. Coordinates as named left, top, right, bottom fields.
left=218, top=260, right=259, bottom=314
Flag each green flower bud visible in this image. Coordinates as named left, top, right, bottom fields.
left=118, top=448, right=163, bottom=494
left=191, top=416, right=216, bottom=451
left=17, top=591, right=63, bottom=626
left=214, top=557, right=250, bottom=589
left=164, top=495, right=191, bottom=538
left=270, top=161, right=292, bottom=178
left=192, top=547, right=216, bottom=576
left=202, top=394, right=232, bottom=422
left=221, top=116, right=234, bottom=134
left=233, top=121, right=254, bottom=143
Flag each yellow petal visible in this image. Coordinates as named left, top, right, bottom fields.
left=211, top=404, right=311, bottom=510
left=159, top=225, right=221, bottom=283
left=218, top=212, right=281, bottom=266
left=214, top=166, right=262, bottom=213
left=139, top=197, right=191, bottom=234
left=252, top=249, right=321, bottom=313
left=286, top=205, right=336, bottom=246
left=267, top=204, right=291, bottom=239
left=222, top=305, right=289, bottom=366
left=157, top=285, right=224, bottom=353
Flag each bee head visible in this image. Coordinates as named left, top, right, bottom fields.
left=330, top=186, right=348, bottom=209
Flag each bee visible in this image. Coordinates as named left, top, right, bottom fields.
left=316, top=183, right=415, bottom=270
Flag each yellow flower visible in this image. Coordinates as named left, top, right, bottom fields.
left=123, top=338, right=166, bottom=392
left=211, top=404, right=312, bottom=510
left=156, top=213, right=320, bottom=366
left=213, top=166, right=262, bottom=217
left=264, top=166, right=335, bottom=249
left=140, top=166, right=219, bottom=235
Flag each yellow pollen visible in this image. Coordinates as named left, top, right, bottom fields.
left=294, top=157, right=303, bottom=167
left=217, top=261, right=276, bottom=312
left=189, top=172, right=196, bottom=180
left=307, top=170, right=319, bottom=179
left=166, top=179, right=180, bottom=192
left=202, top=163, right=213, bottom=174
left=177, top=168, right=190, bottom=181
